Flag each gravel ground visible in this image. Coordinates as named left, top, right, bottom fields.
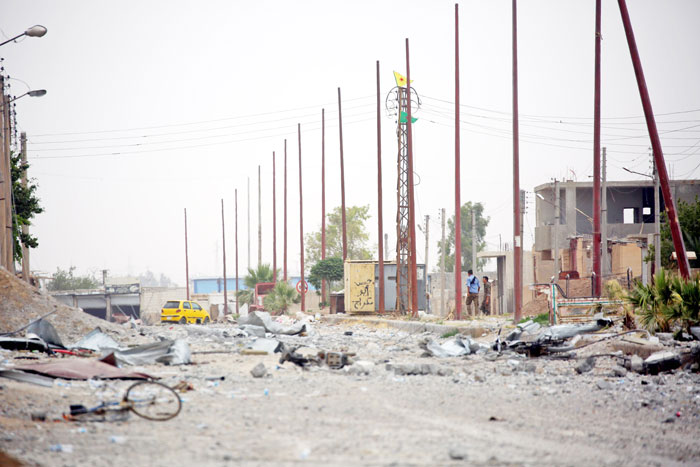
left=1, top=319, right=699, bottom=466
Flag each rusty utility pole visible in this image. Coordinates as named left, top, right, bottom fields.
left=0, top=78, right=10, bottom=271
left=235, top=189, right=239, bottom=315
left=512, top=0, right=523, bottom=322
left=592, top=0, right=602, bottom=297
left=338, top=87, right=348, bottom=261
left=20, top=132, right=30, bottom=282
left=454, top=3, right=463, bottom=320
left=221, top=199, right=228, bottom=314
left=283, top=139, right=288, bottom=282
left=376, top=60, right=385, bottom=313
left=321, top=108, right=327, bottom=307
left=272, top=151, right=277, bottom=281
left=298, top=123, right=306, bottom=311
left=617, top=0, right=690, bottom=279
left=406, top=38, right=419, bottom=317
left=184, top=208, right=190, bottom=300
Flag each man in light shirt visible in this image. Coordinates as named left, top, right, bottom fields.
left=465, top=269, right=480, bottom=317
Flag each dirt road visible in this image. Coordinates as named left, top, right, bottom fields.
left=2, top=319, right=699, bottom=466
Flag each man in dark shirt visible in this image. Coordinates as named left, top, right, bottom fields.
left=480, top=276, right=491, bottom=316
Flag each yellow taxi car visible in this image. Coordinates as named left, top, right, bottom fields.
left=161, top=300, right=211, bottom=324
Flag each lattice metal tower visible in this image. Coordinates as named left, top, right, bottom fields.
left=386, top=82, right=420, bottom=313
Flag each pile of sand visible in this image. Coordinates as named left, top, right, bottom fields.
left=0, top=268, right=125, bottom=345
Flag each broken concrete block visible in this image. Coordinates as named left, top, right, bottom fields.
left=644, top=351, right=681, bottom=375
left=613, top=366, right=627, bottom=377
left=347, top=360, right=375, bottom=376
left=575, top=356, right=596, bottom=374
left=630, top=355, right=645, bottom=373
left=250, top=362, right=267, bottom=378
left=596, top=380, right=612, bottom=390
left=448, top=447, right=469, bottom=461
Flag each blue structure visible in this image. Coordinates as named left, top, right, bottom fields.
left=193, top=277, right=247, bottom=294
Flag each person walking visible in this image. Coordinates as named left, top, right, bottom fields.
left=480, top=276, right=491, bottom=316
left=465, top=269, right=480, bottom=316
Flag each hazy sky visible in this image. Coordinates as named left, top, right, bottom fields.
left=2, top=0, right=699, bottom=285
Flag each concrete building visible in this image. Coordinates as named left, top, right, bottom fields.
left=533, top=178, right=700, bottom=282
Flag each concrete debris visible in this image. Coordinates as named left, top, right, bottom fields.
left=575, top=356, right=596, bottom=374
left=423, top=336, right=472, bottom=358
left=238, top=311, right=307, bottom=335
left=386, top=362, right=453, bottom=376
left=245, top=338, right=281, bottom=355
left=250, top=362, right=267, bottom=378
left=240, top=325, right=266, bottom=338
left=689, top=327, right=700, bottom=341
left=346, top=360, right=375, bottom=376
left=630, top=355, right=644, bottom=373
left=596, top=380, right=613, bottom=390
left=644, top=351, right=681, bottom=375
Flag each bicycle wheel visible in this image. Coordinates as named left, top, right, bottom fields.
left=124, top=381, right=182, bottom=421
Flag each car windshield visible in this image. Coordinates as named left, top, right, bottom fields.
left=163, top=301, right=180, bottom=309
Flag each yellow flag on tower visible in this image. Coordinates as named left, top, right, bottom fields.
left=393, top=71, right=413, bottom=87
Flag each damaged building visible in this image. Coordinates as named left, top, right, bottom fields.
left=533, top=178, right=700, bottom=284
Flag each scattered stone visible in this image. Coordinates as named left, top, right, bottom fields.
left=347, top=360, right=375, bottom=376
left=474, top=373, right=485, bottom=383
left=448, top=447, right=469, bottom=461
left=250, top=362, right=267, bottom=378
left=575, top=356, right=596, bottom=374
left=521, top=362, right=537, bottom=373
left=613, top=366, right=627, bottom=377
left=596, top=380, right=612, bottom=390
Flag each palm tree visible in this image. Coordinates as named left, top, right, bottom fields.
left=236, top=264, right=276, bottom=305
left=263, top=282, right=299, bottom=314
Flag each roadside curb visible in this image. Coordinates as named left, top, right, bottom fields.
left=321, top=314, right=493, bottom=338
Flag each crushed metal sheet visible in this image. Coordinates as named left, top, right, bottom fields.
left=0, top=369, right=55, bottom=387
left=72, top=328, right=122, bottom=352
left=13, top=359, right=153, bottom=380
left=26, top=319, right=64, bottom=348
left=0, top=337, right=51, bottom=354
left=423, top=336, right=472, bottom=358
left=101, top=339, right=191, bottom=367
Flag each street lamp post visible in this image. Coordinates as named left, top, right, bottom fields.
left=0, top=26, right=48, bottom=47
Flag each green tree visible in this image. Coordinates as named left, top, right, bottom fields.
left=263, top=281, right=300, bottom=314
left=659, top=196, right=700, bottom=269
left=305, top=205, right=372, bottom=267
left=308, top=257, right=344, bottom=304
left=11, top=151, right=43, bottom=262
left=47, top=267, right=99, bottom=291
left=236, top=263, right=275, bottom=305
left=437, top=202, right=489, bottom=272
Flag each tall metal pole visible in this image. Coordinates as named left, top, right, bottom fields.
left=424, top=215, right=430, bottom=311
left=298, top=123, right=306, bottom=311
left=221, top=199, right=228, bottom=314
left=376, top=61, right=385, bottom=314
left=512, top=0, right=523, bottom=322
left=321, top=109, right=327, bottom=307
left=0, top=79, right=10, bottom=270
left=272, top=151, right=277, bottom=281
left=454, top=3, right=463, bottom=320
left=258, top=165, right=262, bottom=268
left=284, top=139, right=288, bottom=282
left=20, top=132, right=30, bottom=282
left=338, top=87, right=348, bottom=261
left=440, top=208, right=446, bottom=317
left=471, top=210, right=477, bottom=273
left=184, top=208, right=190, bottom=300
left=617, top=0, right=690, bottom=279
left=406, top=38, right=419, bottom=317
left=592, top=0, right=602, bottom=297
left=601, top=149, right=609, bottom=277
left=553, top=179, right=561, bottom=280
left=235, top=189, right=239, bottom=315
left=653, top=155, right=661, bottom=274
left=247, top=177, right=251, bottom=270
